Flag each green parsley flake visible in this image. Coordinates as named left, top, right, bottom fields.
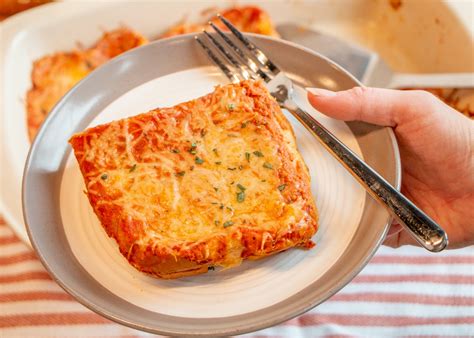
left=245, top=152, right=251, bottom=162
left=189, top=149, right=197, bottom=155
left=214, top=221, right=220, bottom=225
left=129, top=164, right=137, bottom=172
left=223, top=221, right=234, bottom=228
left=237, top=191, right=245, bottom=203
left=237, top=184, right=246, bottom=191
left=253, top=150, right=264, bottom=157
left=171, top=149, right=180, bottom=153
left=195, top=157, right=204, bottom=164
left=190, top=142, right=197, bottom=148
left=100, top=173, right=108, bottom=180
left=215, top=161, right=222, bottom=165
left=213, top=187, right=219, bottom=192
left=278, top=184, right=287, bottom=191
left=176, top=171, right=186, bottom=177
left=227, top=103, right=235, bottom=111
left=263, top=162, right=273, bottom=169
left=241, top=122, right=247, bottom=128
left=213, top=148, right=219, bottom=156
left=227, top=167, right=236, bottom=171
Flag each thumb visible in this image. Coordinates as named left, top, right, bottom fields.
left=307, top=87, right=434, bottom=127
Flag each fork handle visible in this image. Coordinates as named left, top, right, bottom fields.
left=289, top=105, right=448, bottom=252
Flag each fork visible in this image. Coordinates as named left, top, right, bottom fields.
left=195, top=16, right=448, bottom=252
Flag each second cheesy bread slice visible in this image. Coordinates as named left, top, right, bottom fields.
left=69, top=80, right=318, bottom=279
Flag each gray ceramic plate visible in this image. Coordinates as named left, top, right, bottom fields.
left=23, top=34, right=400, bottom=336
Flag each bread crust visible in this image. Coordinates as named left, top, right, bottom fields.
left=70, top=80, right=318, bottom=279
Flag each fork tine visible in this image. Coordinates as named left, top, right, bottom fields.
left=208, top=22, right=271, bottom=82
left=217, top=14, right=279, bottom=73
left=202, top=30, right=255, bottom=81
left=194, top=36, right=240, bottom=83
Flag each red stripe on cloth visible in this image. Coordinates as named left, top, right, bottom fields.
left=331, top=293, right=474, bottom=306
left=0, top=252, right=37, bottom=265
left=0, top=292, right=73, bottom=302
left=0, top=271, right=52, bottom=283
left=370, top=255, right=474, bottom=264
left=0, top=313, right=110, bottom=327
left=353, top=274, right=474, bottom=284
left=0, top=235, right=20, bottom=245
left=286, top=314, right=474, bottom=327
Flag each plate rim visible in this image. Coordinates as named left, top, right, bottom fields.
left=22, top=33, right=400, bottom=336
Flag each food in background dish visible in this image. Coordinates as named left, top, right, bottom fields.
left=25, top=6, right=277, bottom=141
left=413, top=88, right=473, bottom=119
left=161, top=6, right=278, bottom=38
left=26, top=27, right=147, bottom=140
left=69, top=80, right=318, bottom=279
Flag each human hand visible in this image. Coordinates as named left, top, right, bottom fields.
left=307, top=87, right=474, bottom=249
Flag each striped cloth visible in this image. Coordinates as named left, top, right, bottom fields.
left=1, top=217, right=472, bottom=337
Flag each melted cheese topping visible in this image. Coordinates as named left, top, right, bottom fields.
left=71, top=81, right=317, bottom=269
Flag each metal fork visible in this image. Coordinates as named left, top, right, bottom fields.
left=195, top=16, right=448, bottom=252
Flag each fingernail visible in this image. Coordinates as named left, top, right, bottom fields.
left=306, top=87, right=336, bottom=97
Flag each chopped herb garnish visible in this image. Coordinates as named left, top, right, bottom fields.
left=223, top=221, right=234, bottom=228
left=263, top=162, right=273, bottom=169
left=190, top=142, right=197, bottom=148
left=261, top=179, right=267, bottom=182
left=226, top=206, right=233, bottom=211
left=195, top=157, right=204, bottom=164
left=241, top=122, right=247, bottom=128
left=238, top=165, right=243, bottom=170
left=253, top=150, right=264, bottom=157
left=237, top=184, right=246, bottom=191
left=219, top=204, right=224, bottom=209
left=176, top=171, right=186, bottom=177
left=213, top=148, right=219, bottom=156
left=227, top=167, right=236, bottom=171
left=189, top=149, right=197, bottom=155
left=100, top=173, right=108, bottom=180
left=214, top=220, right=219, bottom=225
left=237, top=191, right=245, bottom=202
left=278, top=184, right=287, bottom=191
left=213, top=187, right=219, bottom=192
left=245, top=152, right=251, bottom=162
left=227, top=103, right=235, bottom=111
left=129, top=164, right=137, bottom=172
left=230, top=181, right=235, bottom=185
left=215, top=161, right=222, bottom=165
left=211, top=202, right=218, bottom=205
left=171, top=149, right=180, bottom=153
left=208, top=266, right=215, bottom=271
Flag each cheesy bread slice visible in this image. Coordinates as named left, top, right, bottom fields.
left=161, top=6, right=278, bottom=38
left=69, top=80, right=318, bottom=279
left=26, top=27, right=147, bottom=141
